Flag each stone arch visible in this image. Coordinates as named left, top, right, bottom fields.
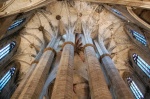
left=124, top=24, right=150, bottom=53
left=128, top=49, right=150, bottom=87
left=3, top=11, right=35, bottom=39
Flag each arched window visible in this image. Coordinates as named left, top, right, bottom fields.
left=0, top=42, right=16, bottom=60
left=111, top=8, right=122, bottom=16
left=130, top=30, right=147, bottom=46
left=127, top=77, right=144, bottom=99
left=0, top=67, right=16, bottom=92
left=133, top=53, right=150, bottom=78
left=111, top=8, right=126, bottom=19
left=8, top=18, right=26, bottom=31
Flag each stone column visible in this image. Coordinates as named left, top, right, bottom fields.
left=83, top=34, right=112, bottom=99
left=11, top=42, right=46, bottom=99
left=51, top=33, right=75, bottom=99
left=39, top=51, right=61, bottom=99
left=95, top=40, right=134, bottom=99
left=15, top=37, right=58, bottom=99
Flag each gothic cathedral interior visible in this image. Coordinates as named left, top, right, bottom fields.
left=0, top=0, right=150, bottom=99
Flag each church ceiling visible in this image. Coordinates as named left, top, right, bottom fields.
left=0, top=1, right=150, bottom=98
left=6, top=1, right=148, bottom=76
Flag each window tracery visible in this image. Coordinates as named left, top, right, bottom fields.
left=0, top=67, right=16, bottom=92
left=130, top=30, right=147, bottom=46
left=127, top=77, right=144, bottom=99
left=133, top=53, right=150, bottom=78
left=0, top=41, right=16, bottom=60
left=8, top=18, right=26, bottom=31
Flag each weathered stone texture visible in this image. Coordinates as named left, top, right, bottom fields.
left=18, top=51, right=55, bottom=99
left=51, top=44, right=74, bottom=99
left=84, top=46, right=112, bottom=99
left=99, top=41, right=134, bottom=99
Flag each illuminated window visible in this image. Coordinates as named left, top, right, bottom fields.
left=0, top=42, right=16, bottom=60
left=0, top=67, right=16, bottom=92
left=8, top=18, right=26, bottom=30
left=127, top=77, right=144, bottom=99
left=133, top=53, right=150, bottom=78
left=111, top=8, right=122, bottom=16
left=130, top=30, right=147, bottom=46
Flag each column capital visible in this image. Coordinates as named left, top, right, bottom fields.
left=30, top=60, right=39, bottom=65
left=44, top=47, right=56, bottom=55
left=99, top=53, right=111, bottom=62
left=62, top=41, right=75, bottom=48
left=82, top=43, right=96, bottom=51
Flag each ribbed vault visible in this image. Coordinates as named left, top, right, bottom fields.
left=0, top=0, right=150, bottom=99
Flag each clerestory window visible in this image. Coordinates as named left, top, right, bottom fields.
left=0, top=67, right=16, bottom=92
left=0, top=42, right=16, bottom=60
left=112, top=8, right=122, bottom=16
left=111, top=8, right=126, bottom=19
left=133, top=53, right=150, bottom=78
left=8, top=18, right=26, bottom=31
left=127, top=77, right=144, bottom=99
left=130, top=30, right=147, bottom=46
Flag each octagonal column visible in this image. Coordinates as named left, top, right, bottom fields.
left=16, top=37, right=58, bottom=99
left=96, top=40, right=134, bottom=99
left=51, top=33, right=75, bottom=99
left=11, top=42, right=46, bottom=99
left=83, top=35, right=112, bottom=99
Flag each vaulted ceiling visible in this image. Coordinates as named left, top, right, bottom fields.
left=0, top=0, right=150, bottom=98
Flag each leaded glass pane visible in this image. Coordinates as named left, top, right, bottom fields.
left=127, top=77, right=144, bottom=99
left=0, top=42, right=16, bottom=60
left=130, top=30, right=147, bottom=46
left=8, top=18, right=26, bottom=30
left=132, top=53, right=150, bottom=78
left=0, top=67, right=16, bottom=92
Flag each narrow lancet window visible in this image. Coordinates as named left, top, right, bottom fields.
left=111, top=8, right=126, bottom=19
left=127, top=77, right=144, bottom=99
left=130, top=30, right=147, bottom=46
left=8, top=18, right=26, bottom=30
left=0, top=42, right=16, bottom=60
left=0, top=67, right=16, bottom=92
left=111, top=8, right=122, bottom=16
left=133, top=53, right=150, bottom=78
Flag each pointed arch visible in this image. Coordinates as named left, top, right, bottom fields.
left=0, top=41, right=16, bottom=60
left=0, top=35, right=21, bottom=70
left=8, top=18, right=26, bottom=31
left=127, top=77, right=144, bottom=99
left=125, top=24, right=149, bottom=53
left=104, top=5, right=128, bottom=21
left=129, top=30, right=147, bottom=46
left=129, top=49, right=150, bottom=88
left=0, top=11, right=35, bottom=40
left=122, top=71, right=145, bottom=99
left=132, top=53, right=150, bottom=78
left=0, top=61, right=20, bottom=99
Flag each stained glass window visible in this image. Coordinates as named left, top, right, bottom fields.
left=127, top=77, right=144, bottom=99
left=8, top=18, right=26, bottom=30
left=0, top=67, right=16, bottom=92
left=130, top=30, right=147, bottom=46
left=133, top=53, right=150, bottom=78
left=0, top=42, right=16, bottom=60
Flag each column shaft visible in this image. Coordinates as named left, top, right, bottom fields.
left=51, top=33, right=75, bottom=99
left=17, top=37, right=57, bottom=99
left=11, top=43, right=46, bottom=99
left=83, top=35, right=112, bottom=99
left=98, top=41, right=134, bottom=99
